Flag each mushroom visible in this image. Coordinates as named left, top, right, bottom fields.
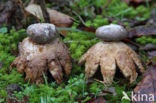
left=27, top=23, right=57, bottom=44
left=10, top=23, right=72, bottom=84
left=95, top=24, right=128, bottom=41
left=79, top=24, right=145, bottom=85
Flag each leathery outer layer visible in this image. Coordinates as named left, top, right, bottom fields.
left=79, top=41, right=145, bottom=85
left=10, top=37, right=72, bottom=84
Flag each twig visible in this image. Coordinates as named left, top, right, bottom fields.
left=146, top=59, right=152, bottom=66
left=72, top=10, right=86, bottom=26
left=36, top=0, right=50, bottom=23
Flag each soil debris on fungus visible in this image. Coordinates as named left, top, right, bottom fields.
left=10, top=23, right=72, bottom=84
left=79, top=24, right=145, bottom=85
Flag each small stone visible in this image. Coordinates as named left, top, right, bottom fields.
left=27, top=23, right=57, bottom=44
left=96, top=24, right=128, bottom=41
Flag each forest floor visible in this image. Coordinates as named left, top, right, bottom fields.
left=0, top=0, right=156, bottom=103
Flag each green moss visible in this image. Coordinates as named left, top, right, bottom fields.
left=0, top=1, right=151, bottom=101
left=64, top=32, right=100, bottom=60
left=11, top=73, right=107, bottom=103
left=0, top=27, right=106, bottom=103
left=0, top=29, right=26, bottom=103
left=136, top=36, right=156, bottom=45
left=0, top=28, right=26, bottom=97
left=70, top=0, right=150, bottom=28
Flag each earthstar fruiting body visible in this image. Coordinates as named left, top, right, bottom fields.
left=11, top=23, right=72, bottom=84
left=96, top=24, right=128, bottom=41
left=27, top=23, right=57, bottom=44
left=79, top=24, right=145, bottom=85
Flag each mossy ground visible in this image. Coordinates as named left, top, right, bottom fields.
left=0, top=0, right=153, bottom=102
left=0, top=28, right=147, bottom=103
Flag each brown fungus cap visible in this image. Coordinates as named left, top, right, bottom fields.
left=95, top=24, right=128, bottom=41
left=27, top=23, right=57, bottom=44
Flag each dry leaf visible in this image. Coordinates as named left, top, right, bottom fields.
left=0, top=1, right=17, bottom=27
left=85, top=97, right=106, bottom=103
left=0, top=1, right=39, bottom=29
left=141, top=44, right=156, bottom=51
left=147, top=51, right=156, bottom=65
left=151, top=55, right=156, bottom=66
left=148, top=51, right=156, bottom=59
left=127, top=26, right=156, bottom=38
left=134, top=66, right=156, bottom=102
left=6, top=84, right=22, bottom=103
left=22, top=96, right=29, bottom=103
left=77, top=25, right=96, bottom=33
left=25, top=4, right=73, bottom=36
left=123, top=0, right=151, bottom=3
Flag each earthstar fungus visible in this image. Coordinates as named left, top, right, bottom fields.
left=10, top=23, right=72, bottom=84
left=79, top=24, right=145, bottom=85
